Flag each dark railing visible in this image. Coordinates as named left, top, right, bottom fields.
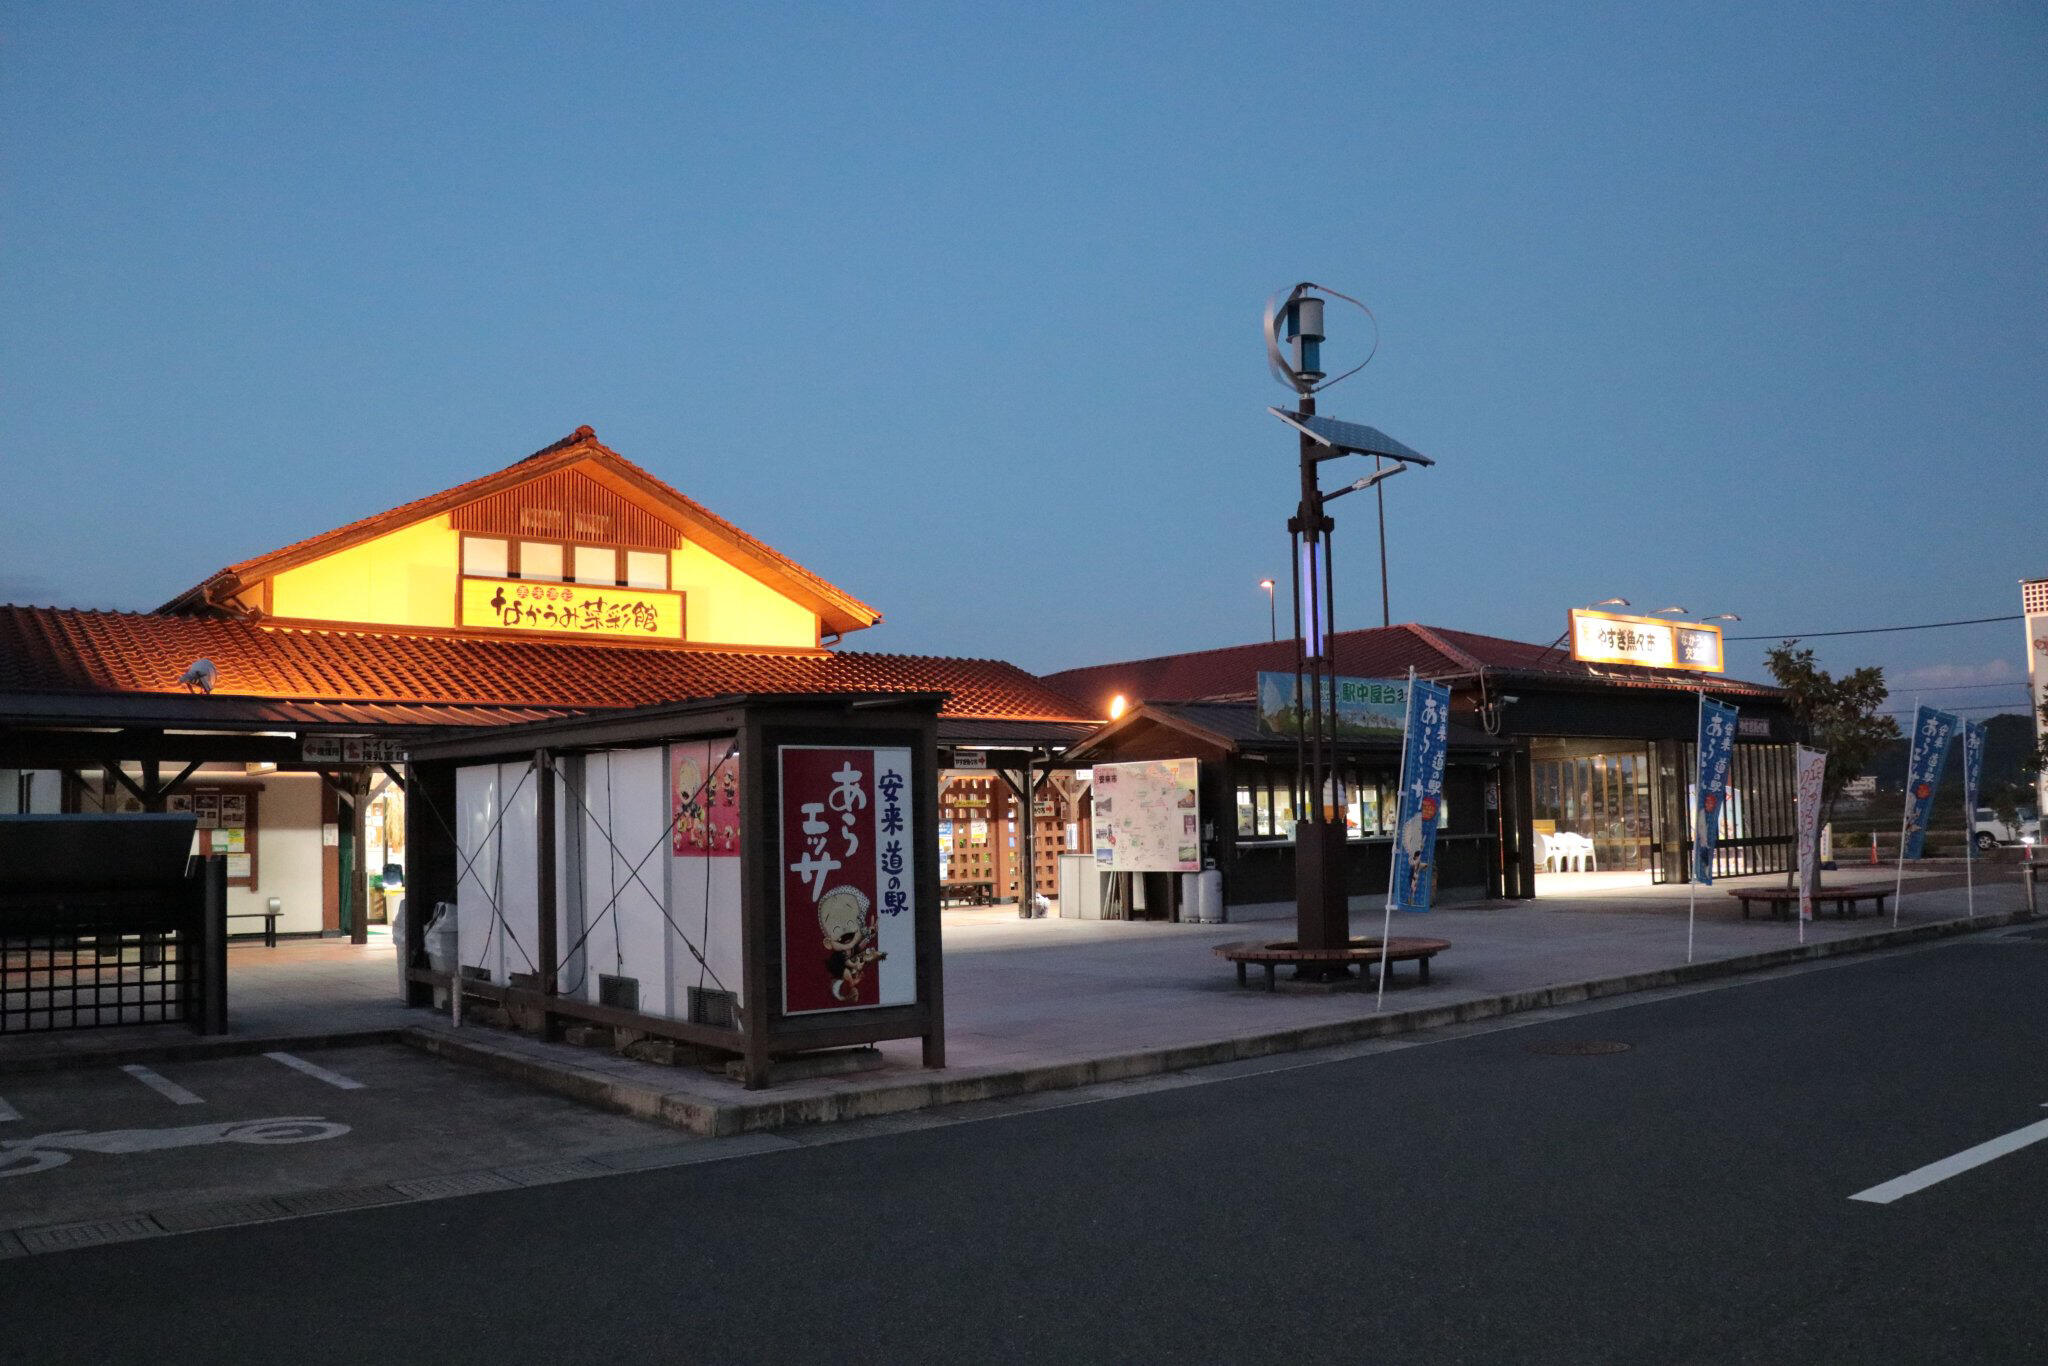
left=0, top=817, right=227, bottom=1035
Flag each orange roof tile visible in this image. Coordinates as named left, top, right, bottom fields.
left=0, top=607, right=1099, bottom=724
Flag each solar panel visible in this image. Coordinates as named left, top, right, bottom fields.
left=1268, top=409, right=1435, bottom=465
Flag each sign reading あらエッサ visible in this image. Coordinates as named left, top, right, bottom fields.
left=461, top=576, right=682, bottom=641
left=779, top=746, right=918, bottom=1015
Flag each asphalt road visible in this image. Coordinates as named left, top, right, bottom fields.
left=5, top=927, right=2048, bottom=1365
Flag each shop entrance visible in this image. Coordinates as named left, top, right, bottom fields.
left=1530, top=738, right=1657, bottom=876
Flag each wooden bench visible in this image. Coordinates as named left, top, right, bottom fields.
left=941, top=879, right=994, bottom=908
left=225, top=909, right=282, bottom=947
left=1213, top=937, right=1451, bottom=991
left=1726, top=884, right=1890, bottom=922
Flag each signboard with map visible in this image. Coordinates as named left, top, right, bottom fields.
left=1092, top=759, right=1199, bottom=873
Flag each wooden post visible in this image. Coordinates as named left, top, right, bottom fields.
left=349, top=770, right=371, bottom=945
left=533, top=749, right=560, bottom=1042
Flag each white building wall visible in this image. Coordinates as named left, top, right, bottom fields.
left=0, top=770, right=63, bottom=814
left=238, top=773, right=324, bottom=934
left=456, top=760, right=541, bottom=985
left=575, top=749, right=670, bottom=1012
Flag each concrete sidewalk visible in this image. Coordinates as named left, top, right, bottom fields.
left=4, top=868, right=2030, bottom=1134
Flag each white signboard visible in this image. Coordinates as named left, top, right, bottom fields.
left=1568, top=609, right=1724, bottom=673
left=1092, top=759, right=1199, bottom=873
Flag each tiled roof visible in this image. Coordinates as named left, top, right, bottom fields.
left=0, top=607, right=1101, bottom=724
left=159, top=426, right=883, bottom=636
left=1043, top=622, right=1782, bottom=708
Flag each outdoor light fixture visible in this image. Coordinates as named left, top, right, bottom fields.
left=1592, top=597, right=1630, bottom=608
left=1109, top=694, right=1127, bottom=720
left=1651, top=605, right=1689, bottom=616
left=1323, top=463, right=1407, bottom=502
left=1697, top=613, right=1740, bottom=623
left=1260, top=579, right=1276, bottom=641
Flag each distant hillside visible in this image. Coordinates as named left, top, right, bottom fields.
left=1866, top=712, right=2037, bottom=789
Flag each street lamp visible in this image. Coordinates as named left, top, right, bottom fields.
left=1263, top=281, right=1435, bottom=971
left=1591, top=597, right=1630, bottom=609
left=1260, top=579, right=1276, bottom=641
left=1651, top=605, right=1689, bottom=616
left=1696, top=613, right=1740, bottom=624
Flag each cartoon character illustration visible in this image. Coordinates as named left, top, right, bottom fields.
left=673, top=757, right=706, bottom=851
left=817, top=885, right=884, bottom=1002
left=1402, top=795, right=1440, bottom=901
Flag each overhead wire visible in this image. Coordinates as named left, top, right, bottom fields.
left=1728, top=614, right=2021, bottom=641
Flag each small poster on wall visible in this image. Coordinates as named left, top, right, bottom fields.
left=1093, top=759, right=1200, bottom=873
left=779, top=745, right=918, bottom=1015
left=672, top=739, right=741, bottom=857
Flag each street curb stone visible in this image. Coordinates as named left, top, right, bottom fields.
left=401, top=908, right=2031, bottom=1138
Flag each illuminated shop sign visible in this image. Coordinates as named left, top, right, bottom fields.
left=1568, top=609, right=1724, bottom=674
left=460, top=576, right=683, bottom=641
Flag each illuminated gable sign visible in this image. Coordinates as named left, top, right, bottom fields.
left=1568, top=609, right=1724, bottom=674
left=460, top=576, right=683, bottom=641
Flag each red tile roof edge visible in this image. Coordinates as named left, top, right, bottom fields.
left=0, top=605, right=1101, bottom=724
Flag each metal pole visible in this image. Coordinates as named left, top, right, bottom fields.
left=1375, top=454, right=1390, bottom=627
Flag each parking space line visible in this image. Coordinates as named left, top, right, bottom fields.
left=263, top=1052, right=366, bottom=1091
left=0, top=1094, right=19, bottom=1123
left=120, top=1064, right=203, bottom=1106
left=1850, top=1106, right=2048, bottom=1204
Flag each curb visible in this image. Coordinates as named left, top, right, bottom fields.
left=402, top=908, right=2035, bottom=1137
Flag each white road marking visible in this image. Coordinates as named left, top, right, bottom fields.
left=1850, top=1106, right=2048, bottom=1204
left=120, top=1064, right=203, bottom=1106
left=263, top=1051, right=365, bottom=1091
left=0, top=1094, right=19, bottom=1122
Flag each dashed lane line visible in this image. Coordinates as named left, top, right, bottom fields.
left=119, top=1064, right=203, bottom=1106
left=263, top=1051, right=367, bottom=1091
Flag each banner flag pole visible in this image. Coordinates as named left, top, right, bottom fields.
left=1689, top=690, right=1701, bottom=965
left=1377, top=667, right=1415, bottom=1011
left=1894, top=694, right=1917, bottom=928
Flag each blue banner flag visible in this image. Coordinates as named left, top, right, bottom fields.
left=1902, top=706, right=1959, bottom=860
left=1694, top=696, right=1740, bottom=884
left=1962, top=720, right=1987, bottom=847
left=1390, top=679, right=1452, bottom=913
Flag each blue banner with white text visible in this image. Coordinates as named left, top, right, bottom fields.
left=1694, top=697, right=1740, bottom=884
left=1390, top=679, right=1452, bottom=913
left=1902, top=706, right=1958, bottom=860
left=1962, top=719, right=1987, bottom=849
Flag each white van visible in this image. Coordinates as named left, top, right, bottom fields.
left=1972, top=806, right=2040, bottom=850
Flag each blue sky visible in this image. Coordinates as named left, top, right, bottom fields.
left=3, top=3, right=2043, bottom=720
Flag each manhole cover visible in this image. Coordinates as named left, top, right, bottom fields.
left=1525, top=1040, right=1632, bottom=1056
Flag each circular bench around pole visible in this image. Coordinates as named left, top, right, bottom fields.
left=1212, top=937, right=1451, bottom=991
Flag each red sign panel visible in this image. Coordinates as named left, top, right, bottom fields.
left=779, top=745, right=916, bottom=1015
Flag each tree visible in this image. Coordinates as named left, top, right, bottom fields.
left=1764, top=643, right=1902, bottom=861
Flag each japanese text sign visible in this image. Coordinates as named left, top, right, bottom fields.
left=1256, top=672, right=1408, bottom=738
left=1569, top=609, right=1725, bottom=674
left=1795, top=746, right=1827, bottom=922
left=1390, top=679, right=1452, bottom=913
left=1961, top=720, right=1987, bottom=847
left=779, top=746, right=917, bottom=1015
left=1901, top=706, right=1958, bottom=861
left=1694, top=696, right=1740, bottom=884
left=461, top=576, right=683, bottom=641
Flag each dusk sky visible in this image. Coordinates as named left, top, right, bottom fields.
left=4, top=3, right=2042, bottom=724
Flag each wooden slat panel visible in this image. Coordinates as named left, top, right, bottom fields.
left=452, top=468, right=683, bottom=549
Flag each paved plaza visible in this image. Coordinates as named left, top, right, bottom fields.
left=2, top=864, right=2031, bottom=1129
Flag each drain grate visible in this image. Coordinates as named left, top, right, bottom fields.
left=1526, top=1039, right=1633, bottom=1056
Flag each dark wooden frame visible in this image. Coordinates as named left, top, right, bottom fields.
left=403, top=693, right=945, bottom=1090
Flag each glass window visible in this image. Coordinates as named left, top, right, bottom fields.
left=462, top=537, right=507, bottom=578
left=519, top=542, right=563, bottom=581
left=573, top=546, right=617, bottom=586
left=1236, top=786, right=1256, bottom=836
left=626, top=550, right=668, bottom=590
